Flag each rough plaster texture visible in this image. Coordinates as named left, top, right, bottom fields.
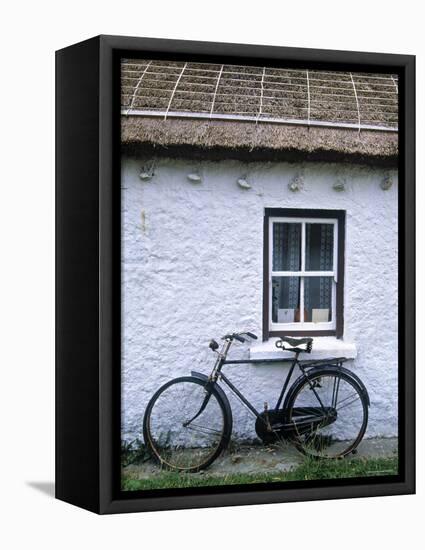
left=121, top=156, right=398, bottom=443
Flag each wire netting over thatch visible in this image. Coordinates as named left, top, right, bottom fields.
left=121, top=59, right=399, bottom=162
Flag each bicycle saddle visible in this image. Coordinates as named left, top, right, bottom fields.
left=275, top=336, right=313, bottom=352
left=278, top=336, right=313, bottom=347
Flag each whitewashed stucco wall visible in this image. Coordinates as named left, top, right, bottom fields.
left=121, top=156, right=398, bottom=443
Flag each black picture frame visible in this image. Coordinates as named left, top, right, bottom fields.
left=56, top=35, right=415, bottom=514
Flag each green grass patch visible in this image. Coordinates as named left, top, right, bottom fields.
left=122, top=455, right=398, bottom=492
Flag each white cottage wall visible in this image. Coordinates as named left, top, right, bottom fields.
left=121, top=156, right=398, bottom=443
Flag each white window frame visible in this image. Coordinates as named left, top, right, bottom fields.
left=269, top=216, right=338, bottom=332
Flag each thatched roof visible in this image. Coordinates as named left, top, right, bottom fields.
left=121, top=59, right=398, bottom=164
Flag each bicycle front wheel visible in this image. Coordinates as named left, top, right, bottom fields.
left=143, top=376, right=231, bottom=472
left=286, top=369, right=368, bottom=459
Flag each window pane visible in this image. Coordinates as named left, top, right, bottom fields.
left=272, top=276, right=301, bottom=323
left=273, top=223, right=301, bottom=271
left=304, top=276, right=333, bottom=323
left=305, top=223, right=334, bottom=271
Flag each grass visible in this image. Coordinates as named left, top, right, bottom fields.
left=121, top=455, right=398, bottom=492
left=121, top=439, right=151, bottom=467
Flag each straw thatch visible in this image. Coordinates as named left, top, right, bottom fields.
left=122, top=117, right=397, bottom=165
left=121, top=59, right=398, bottom=164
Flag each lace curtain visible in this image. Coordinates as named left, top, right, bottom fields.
left=272, top=224, right=301, bottom=320
left=273, top=222, right=333, bottom=322
left=305, top=223, right=333, bottom=319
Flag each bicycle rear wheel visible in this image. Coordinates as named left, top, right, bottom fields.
left=143, top=376, right=231, bottom=472
left=286, top=369, right=368, bottom=459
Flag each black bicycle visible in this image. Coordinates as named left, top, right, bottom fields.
left=143, top=332, right=369, bottom=472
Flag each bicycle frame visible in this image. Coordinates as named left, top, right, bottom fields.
left=207, top=338, right=314, bottom=419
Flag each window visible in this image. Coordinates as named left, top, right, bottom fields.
left=263, top=209, right=345, bottom=339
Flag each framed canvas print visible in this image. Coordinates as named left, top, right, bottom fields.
left=56, top=35, right=415, bottom=514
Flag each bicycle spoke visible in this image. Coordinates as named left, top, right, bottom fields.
left=185, top=423, right=222, bottom=436
left=336, top=393, right=361, bottom=411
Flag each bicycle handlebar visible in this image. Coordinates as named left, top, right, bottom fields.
left=209, top=331, right=258, bottom=356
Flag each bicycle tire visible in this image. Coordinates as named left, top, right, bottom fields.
left=143, top=376, right=232, bottom=472
left=285, top=367, right=369, bottom=459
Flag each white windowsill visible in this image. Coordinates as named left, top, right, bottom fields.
left=249, top=337, right=357, bottom=362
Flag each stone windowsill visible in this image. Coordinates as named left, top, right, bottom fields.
left=249, top=337, right=357, bottom=362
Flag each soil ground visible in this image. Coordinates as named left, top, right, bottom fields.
left=123, top=437, right=398, bottom=480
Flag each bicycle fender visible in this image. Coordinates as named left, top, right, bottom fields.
left=283, top=365, right=370, bottom=409
left=337, top=366, right=370, bottom=407
left=335, top=366, right=370, bottom=406
left=190, top=371, right=234, bottom=429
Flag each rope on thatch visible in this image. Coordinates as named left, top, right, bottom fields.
left=391, top=75, right=398, bottom=94
left=306, top=69, right=311, bottom=125
left=256, top=67, right=266, bottom=124
left=165, top=62, right=187, bottom=120
left=210, top=65, right=224, bottom=118
left=126, top=60, right=152, bottom=116
left=350, top=73, right=361, bottom=133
